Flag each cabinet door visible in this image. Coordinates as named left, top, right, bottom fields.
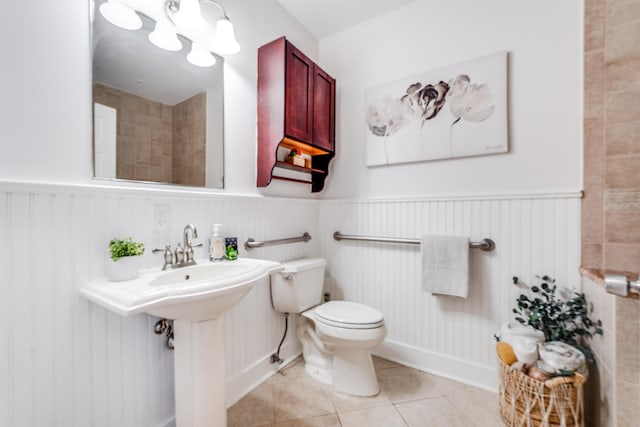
left=312, top=65, right=335, bottom=152
left=284, top=43, right=313, bottom=143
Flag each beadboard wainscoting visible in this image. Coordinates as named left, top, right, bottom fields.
left=0, top=182, right=582, bottom=426
left=317, top=193, right=582, bottom=390
left=0, top=181, right=317, bottom=427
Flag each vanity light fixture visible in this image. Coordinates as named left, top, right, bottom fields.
left=99, top=0, right=142, bottom=30
left=187, top=41, right=217, bottom=67
left=98, top=0, right=240, bottom=67
left=148, top=20, right=182, bottom=51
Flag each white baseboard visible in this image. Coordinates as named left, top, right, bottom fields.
left=226, top=341, right=302, bottom=407
left=373, top=340, right=498, bottom=393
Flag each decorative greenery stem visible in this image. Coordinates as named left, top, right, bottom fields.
left=512, top=275, right=603, bottom=364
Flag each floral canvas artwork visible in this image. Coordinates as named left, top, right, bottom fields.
left=365, top=51, right=508, bottom=166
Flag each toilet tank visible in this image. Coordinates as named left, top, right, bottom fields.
left=270, top=258, right=327, bottom=313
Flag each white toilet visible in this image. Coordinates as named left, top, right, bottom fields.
left=270, top=258, right=386, bottom=396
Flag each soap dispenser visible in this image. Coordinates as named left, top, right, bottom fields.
left=209, top=224, right=225, bottom=261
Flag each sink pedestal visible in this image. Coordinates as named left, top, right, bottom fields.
left=79, top=258, right=283, bottom=427
left=174, top=317, right=226, bottom=427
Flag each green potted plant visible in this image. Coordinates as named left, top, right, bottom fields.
left=496, top=275, right=603, bottom=427
left=511, top=275, right=603, bottom=364
left=108, top=237, right=145, bottom=282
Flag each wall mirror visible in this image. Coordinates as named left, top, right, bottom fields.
left=91, top=0, right=225, bottom=188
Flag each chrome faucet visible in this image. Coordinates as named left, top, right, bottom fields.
left=183, top=223, right=197, bottom=250
left=182, top=223, right=202, bottom=265
left=152, top=224, right=203, bottom=269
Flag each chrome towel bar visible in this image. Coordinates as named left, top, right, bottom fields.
left=333, top=231, right=496, bottom=252
left=245, top=232, right=312, bottom=250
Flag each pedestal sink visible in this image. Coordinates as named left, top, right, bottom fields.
left=80, top=257, right=282, bottom=426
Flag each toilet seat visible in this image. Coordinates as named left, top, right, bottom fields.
left=314, top=301, right=384, bottom=329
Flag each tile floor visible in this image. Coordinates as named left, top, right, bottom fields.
left=227, top=357, right=503, bottom=426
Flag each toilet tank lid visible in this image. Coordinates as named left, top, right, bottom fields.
left=281, top=258, right=327, bottom=273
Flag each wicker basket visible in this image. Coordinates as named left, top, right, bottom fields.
left=498, top=359, right=585, bottom=427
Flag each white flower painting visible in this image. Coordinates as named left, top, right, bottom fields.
left=365, top=52, right=508, bottom=166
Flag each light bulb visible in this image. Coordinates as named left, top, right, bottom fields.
left=173, top=0, right=205, bottom=31
left=99, top=0, right=142, bottom=30
left=149, top=21, right=182, bottom=51
left=187, top=42, right=216, bottom=67
left=213, top=17, right=240, bottom=54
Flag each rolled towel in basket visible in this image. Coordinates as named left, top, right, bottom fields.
left=498, top=322, right=545, bottom=346
left=538, top=341, right=586, bottom=374
left=511, top=338, right=539, bottom=365
left=496, top=322, right=544, bottom=365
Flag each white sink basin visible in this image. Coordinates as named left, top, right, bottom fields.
left=81, top=256, right=283, bottom=426
left=80, top=257, right=282, bottom=321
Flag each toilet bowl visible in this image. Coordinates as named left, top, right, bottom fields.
left=270, top=258, right=386, bottom=396
left=303, top=301, right=386, bottom=395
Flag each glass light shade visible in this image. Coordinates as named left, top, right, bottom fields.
left=173, top=0, right=205, bottom=30
left=99, top=0, right=142, bottom=30
left=148, top=21, right=183, bottom=51
left=187, top=42, right=216, bottom=67
left=213, top=18, right=240, bottom=54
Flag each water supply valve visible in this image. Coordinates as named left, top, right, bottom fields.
left=153, top=319, right=175, bottom=350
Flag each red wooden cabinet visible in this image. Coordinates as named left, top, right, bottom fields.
left=284, top=42, right=313, bottom=144
left=311, top=65, right=335, bottom=152
left=257, top=37, right=335, bottom=192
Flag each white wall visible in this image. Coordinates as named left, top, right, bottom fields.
left=312, top=0, right=585, bottom=393
left=0, top=182, right=318, bottom=427
left=319, top=0, right=583, bottom=199
left=0, top=0, right=586, bottom=424
left=0, top=0, right=318, bottom=198
left=0, top=1, right=323, bottom=426
left=318, top=192, right=582, bottom=389
left=217, top=0, right=320, bottom=197
left=1, top=0, right=583, bottom=199
left=0, top=0, right=93, bottom=182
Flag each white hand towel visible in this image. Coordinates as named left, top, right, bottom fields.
left=421, top=235, right=469, bottom=298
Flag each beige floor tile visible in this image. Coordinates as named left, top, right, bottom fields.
left=273, top=357, right=308, bottom=383
left=227, top=380, right=274, bottom=427
left=446, top=388, right=503, bottom=427
left=275, top=414, right=341, bottom=427
left=231, top=358, right=503, bottom=427
left=372, top=356, right=401, bottom=371
left=396, top=396, right=474, bottom=427
left=338, top=405, right=407, bottom=427
left=423, top=372, right=475, bottom=396
left=330, top=388, right=392, bottom=413
left=273, top=376, right=336, bottom=422
left=377, top=366, right=442, bottom=403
